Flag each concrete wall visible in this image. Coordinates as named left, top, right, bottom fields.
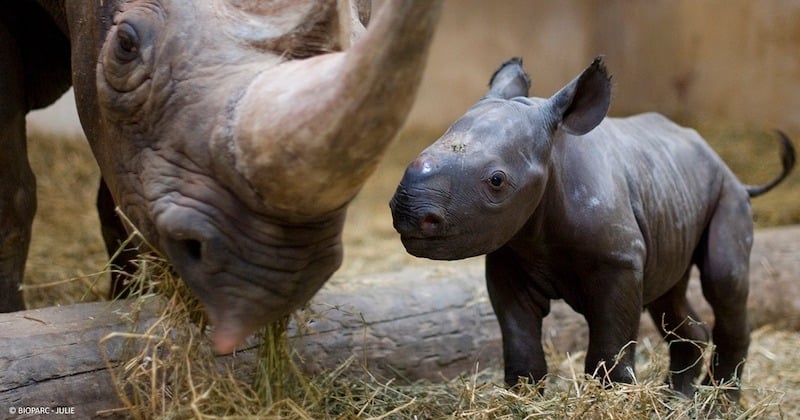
left=27, top=1, right=800, bottom=136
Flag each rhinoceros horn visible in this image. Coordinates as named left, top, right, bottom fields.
left=221, top=0, right=370, bottom=58
left=232, top=1, right=441, bottom=217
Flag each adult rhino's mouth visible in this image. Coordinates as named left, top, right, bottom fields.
left=154, top=201, right=345, bottom=354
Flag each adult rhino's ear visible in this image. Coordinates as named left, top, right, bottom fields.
left=484, top=57, right=531, bottom=100
left=547, top=56, right=611, bottom=135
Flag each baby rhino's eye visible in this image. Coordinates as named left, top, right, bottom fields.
left=488, top=171, right=507, bottom=189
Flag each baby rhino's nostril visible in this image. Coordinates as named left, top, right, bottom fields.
left=419, top=212, right=444, bottom=233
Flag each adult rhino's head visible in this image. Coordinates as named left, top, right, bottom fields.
left=390, top=57, right=611, bottom=260
left=67, top=0, right=441, bottom=353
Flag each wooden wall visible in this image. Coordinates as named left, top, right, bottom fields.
left=405, top=0, right=800, bottom=133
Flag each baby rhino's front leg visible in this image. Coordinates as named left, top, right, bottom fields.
left=485, top=248, right=551, bottom=387
left=580, top=265, right=643, bottom=384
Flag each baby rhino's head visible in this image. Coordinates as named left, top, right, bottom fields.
left=390, top=57, right=611, bottom=260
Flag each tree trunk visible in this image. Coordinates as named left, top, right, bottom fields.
left=1, top=226, right=798, bottom=418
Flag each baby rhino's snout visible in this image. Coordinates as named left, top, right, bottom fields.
left=390, top=155, right=450, bottom=238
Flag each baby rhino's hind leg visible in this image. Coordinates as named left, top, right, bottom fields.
left=695, top=189, right=753, bottom=402
left=646, top=269, right=709, bottom=397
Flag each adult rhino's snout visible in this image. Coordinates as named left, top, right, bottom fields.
left=154, top=204, right=344, bottom=354
left=156, top=206, right=254, bottom=354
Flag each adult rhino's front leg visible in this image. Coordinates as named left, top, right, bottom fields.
left=97, top=178, right=141, bottom=298
left=0, top=30, right=34, bottom=312
left=486, top=247, right=550, bottom=388
left=0, top=126, right=33, bottom=312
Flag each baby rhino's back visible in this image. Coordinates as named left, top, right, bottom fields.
left=575, top=113, right=742, bottom=301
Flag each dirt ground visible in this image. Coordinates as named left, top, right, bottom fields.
left=20, top=124, right=800, bottom=415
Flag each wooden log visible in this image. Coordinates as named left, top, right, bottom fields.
left=298, top=225, right=800, bottom=377
left=0, top=225, right=798, bottom=418
left=0, top=300, right=152, bottom=418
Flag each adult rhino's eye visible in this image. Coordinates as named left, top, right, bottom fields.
left=488, top=171, right=507, bottom=190
left=100, top=13, right=155, bottom=99
left=114, top=22, right=140, bottom=62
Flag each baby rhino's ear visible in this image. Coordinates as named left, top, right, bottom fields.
left=484, top=57, right=531, bottom=100
left=546, top=56, right=612, bottom=135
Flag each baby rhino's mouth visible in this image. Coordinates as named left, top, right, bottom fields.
left=398, top=234, right=484, bottom=261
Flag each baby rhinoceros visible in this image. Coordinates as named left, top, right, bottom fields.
left=389, top=57, right=795, bottom=400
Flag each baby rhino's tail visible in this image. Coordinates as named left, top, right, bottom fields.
left=746, top=130, right=796, bottom=198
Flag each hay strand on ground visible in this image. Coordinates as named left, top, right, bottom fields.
left=98, top=249, right=311, bottom=418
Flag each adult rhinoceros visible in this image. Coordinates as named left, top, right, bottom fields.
left=0, top=0, right=441, bottom=354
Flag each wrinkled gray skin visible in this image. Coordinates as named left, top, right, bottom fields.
left=0, top=0, right=441, bottom=354
left=390, top=57, right=796, bottom=400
